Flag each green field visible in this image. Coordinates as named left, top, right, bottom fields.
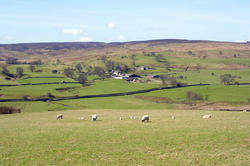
left=0, top=109, right=249, bottom=165
left=0, top=41, right=250, bottom=165
left=1, top=54, right=250, bottom=112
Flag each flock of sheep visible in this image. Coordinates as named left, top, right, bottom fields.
left=56, top=113, right=150, bottom=122
left=56, top=113, right=214, bottom=121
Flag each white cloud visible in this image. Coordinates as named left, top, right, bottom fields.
left=108, top=22, right=116, bottom=29
left=62, top=28, right=82, bottom=35
left=78, top=37, right=92, bottom=42
left=118, top=35, right=125, bottom=40
left=234, top=40, right=246, bottom=43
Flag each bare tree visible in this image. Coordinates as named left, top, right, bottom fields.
left=16, top=67, right=24, bottom=78
left=105, top=60, right=115, bottom=72
left=63, top=68, right=75, bottom=79
left=220, top=74, right=236, bottom=85
left=29, top=64, right=35, bottom=72
left=78, top=73, right=88, bottom=86
left=130, top=54, right=137, bottom=67
left=94, top=66, right=106, bottom=79
left=76, top=63, right=83, bottom=73
left=6, top=57, right=18, bottom=64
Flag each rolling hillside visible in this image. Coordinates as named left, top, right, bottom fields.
left=0, top=39, right=250, bottom=112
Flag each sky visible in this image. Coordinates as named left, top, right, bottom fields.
left=0, top=0, right=250, bottom=44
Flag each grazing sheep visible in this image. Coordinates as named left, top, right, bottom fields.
left=133, top=116, right=137, bottom=119
left=171, top=114, right=175, bottom=119
left=56, top=114, right=63, bottom=119
left=78, top=117, right=84, bottom=120
left=92, top=114, right=97, bottom=121
left=141, top=115, right=149, bottom=122
left=120, top=117, right=123, bottom=120
left=130, top=116, right=133, bottom=119
left=203, top=114, right=212, bottom=119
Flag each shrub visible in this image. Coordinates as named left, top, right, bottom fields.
left=48, top=93, right=55, bottom=98
left=78, top=73, right=88, bottom=85
left=64, top=68, right=75, bottom=79
left=16, top=67, right=24, bottom=78
left=52, top=70, right=58, bottom=74
left=186, top=91, right=203, bottom=103
left=6, top=57, right=18, bottom=64
left=30, top=60, right=43, bottom=65
left=1, top=67, right=14, bottom=78
left=0, top=106, right=21, bottom=114
left=220, top=74, right=236, bottom=85
left=29, top=64, right=35, bottom=72
left=23, top=95, right=32, bottom=100
left=234, top=81, right=240, bottom=85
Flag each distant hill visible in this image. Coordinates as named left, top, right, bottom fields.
left=0, top=39, right=212, bottom=51
left=0, top=39, right=249, bottom=63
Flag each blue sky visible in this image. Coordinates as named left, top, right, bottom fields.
left=0, top=0, right=250, bottom=43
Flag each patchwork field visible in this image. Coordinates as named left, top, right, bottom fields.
left=0, top=109, right=249, bottom=165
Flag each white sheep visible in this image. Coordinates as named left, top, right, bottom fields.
left=141, top=115, right=149, bottom=122
left=56, top=114, right=63, bottom=119
left=171, top=114, right=175, bottom=119
left=78, top=117, right=84, bottom=120
left=92, top=114, right=97, bottom=121
left=243, top=110, right=247, bottom=112
left=203, top=114, right=212, bottom=119
left=120, top=117, right=123, bottom=120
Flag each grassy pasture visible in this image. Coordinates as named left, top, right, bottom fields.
left=137, top=85, right=250, bottom=103
left=0, top=109, right=249, bottom=165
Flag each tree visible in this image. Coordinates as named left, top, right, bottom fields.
left=130, top=54, right=137, bottom=67
left=29, top=64, right=35, bottom=72
left=63, top=68, right=75, bottom=79
left=155, top=54, right=166, bottom=62
left=220, top=74, right=236, bottom=85
left=30, top=60, right=43, bottom=65
left=116, top=63, right=130, bottom=73
left=187, top=50, right=193, bottom=55
left=150, top=52, right=156, bottom=56
left=195, top=64, right=201, bottom=72
left=1, top=66, right=10, bottom=76
left=165, top=61, right=171, bottom=72
left=105, top=60, right=115, bottom=72
left=186, top=91, right=203, bottom=104
left=6, top=57, right=18, bottom=64
left=78, top=73, right=88, bottom=86
left=101, top=56, right=107, bottom=64
left=169, top=77, right=178, bottom=86
left=159, top=75, right=169, bottom=86
left=56, top=59, right=61, bottom=65
left=83, top=64, right=93, bottom=75
left=52, top=70, right=58, bottom=74
left=76, top=63, right=83, bottom=73
left=94, top=66, right=106, bottom=79
left=16, top=67, right=24, bottom=78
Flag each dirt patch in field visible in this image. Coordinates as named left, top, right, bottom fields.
left=180, top=102, right=250, bottom=111
left=223, top=64, right=250, bottom=70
